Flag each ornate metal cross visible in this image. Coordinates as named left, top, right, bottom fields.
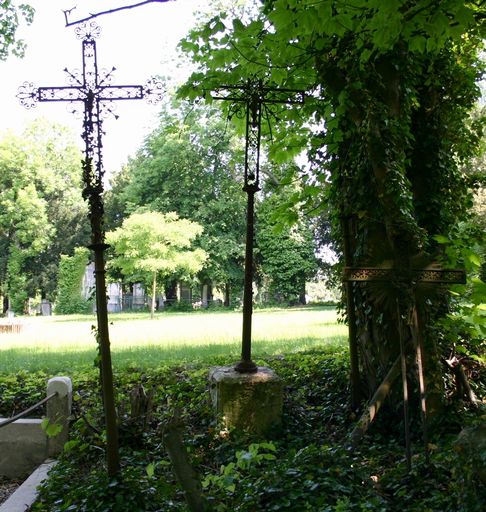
left=344, top=264, right=465, bottom=469
left=213, top=80, right=305, bottom=373
left=17, top=21, right=163, bottom=476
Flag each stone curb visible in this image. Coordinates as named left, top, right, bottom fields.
left=0, top=460, right=57, bottom=512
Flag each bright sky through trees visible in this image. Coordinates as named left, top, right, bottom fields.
left=0, top=0, right=203, bottom=174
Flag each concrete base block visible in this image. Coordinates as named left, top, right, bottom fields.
left=0, top=420, right=46, bottom=479
left=209, top=366, right=283, bottom=434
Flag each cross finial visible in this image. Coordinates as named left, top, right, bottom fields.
left=75, top=21, right=102, bottom=41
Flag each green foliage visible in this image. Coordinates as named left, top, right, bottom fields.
left=107, top=211, right=207, bottom=285
left=2, top=351, right=483, bottom=511
left=6, top=245, right=27, bottom=313
left=0, top=1, right=34, bottom=60
left=105, top=99, right=246, bottom=296
left=55, top=247, right=91, bottom=315
left=257, top=173, right=318, bottom=304
left=179, top=0, right=485, bottom=398
left=434, top=222, right=486, bottom=361
left=41, top=417, right=63, bottom=438
left=107, top=210, right=207, bottom=316
left=0, top=119, right=88, bottom=307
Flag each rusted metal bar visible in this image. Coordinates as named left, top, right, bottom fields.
left=0, top=392, right=58, bottom=429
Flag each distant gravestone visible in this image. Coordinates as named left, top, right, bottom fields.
left=40, top=299, right=52, bottom=316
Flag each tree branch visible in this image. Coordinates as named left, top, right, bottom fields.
left=64, top=0, right=175, bottom=27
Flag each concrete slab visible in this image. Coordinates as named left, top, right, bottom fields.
left=0, top=460, right=56, bottom=512
left=0, top=420, right=46, bottom=479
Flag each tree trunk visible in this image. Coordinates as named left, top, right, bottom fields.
left=151, top=272, right=157, bottom=320
left=224, top=282, right=230, bottom=307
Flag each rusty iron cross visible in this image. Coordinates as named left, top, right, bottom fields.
left=17, top=22, right=163, bottom=237
left=17, top=21, right=163, bottom=476
left=344, top=264, right=465, bottom=470
left=213, top=80, right=305, bottom=373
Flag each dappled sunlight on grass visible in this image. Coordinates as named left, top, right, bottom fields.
left=0, top=307, right=347, bottom=372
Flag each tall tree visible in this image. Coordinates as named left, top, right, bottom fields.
left=105, top=99, right=247, bottom=305
left=106, top=211, right=207, bottom=318
left=256, top=163, right=318, bottom=305
left=0, top=119, right=88, bottom=312
left=179, top=1, right=485, bottom=412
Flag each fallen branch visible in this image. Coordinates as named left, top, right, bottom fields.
left=162, top=410, right=209, bottom=512
left=350, top=355, right=402, bottom=447
left=444, top=357, right=480, bottom=407
left=64, top=1, right=175, bottom=27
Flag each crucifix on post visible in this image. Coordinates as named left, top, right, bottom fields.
left=344, top=264, right=465, bottom=470
left=17, top=21, right=163, bottom=476
left=212, top=79, right=305, bottom=373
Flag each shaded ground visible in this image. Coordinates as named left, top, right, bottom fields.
left=0, top=477, right=20, bottom=505
left=1, top=350, right=484, bottom=511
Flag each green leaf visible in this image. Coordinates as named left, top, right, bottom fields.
left=146, top=463, right=155, bottom=478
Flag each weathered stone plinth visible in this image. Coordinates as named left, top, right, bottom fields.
left=209, top=366, right=283, bottom=434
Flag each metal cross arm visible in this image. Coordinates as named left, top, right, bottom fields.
left=17, top=27, right=163, bottom=112
left=343, top=266, right=466, bottom=285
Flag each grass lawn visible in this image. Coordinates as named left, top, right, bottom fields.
left=0, top=306, right=347, bottom=373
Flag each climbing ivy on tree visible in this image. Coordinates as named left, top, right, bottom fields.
left=55, top=247, right=91, bottom=315
left=179, top=1, right=485, bottom=410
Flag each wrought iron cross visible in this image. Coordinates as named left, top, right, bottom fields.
left=17, top=21, right=163, bottom=476
left=344, top=264, right=465, bottom=469
left=17, top=22, right=162, bottom=242
left=213, top=80, right=305, bottom=373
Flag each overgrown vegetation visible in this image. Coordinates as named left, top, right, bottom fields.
left=55, top=248, right=91, bottom=315
left=0, top=351, right=483, bottom=511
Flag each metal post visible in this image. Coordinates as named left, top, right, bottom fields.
left=236, top=184, right=258, bottom=373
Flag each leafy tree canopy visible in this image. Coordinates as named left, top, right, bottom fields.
left=0, top=119, right=88, bottom=310
left=106, top=210, right=207, bottom=315
left=0, top=1, right=34, bottom=60
left=105, top=98, right=247, bottom=292
left=178, top=0, right=485, bottom=404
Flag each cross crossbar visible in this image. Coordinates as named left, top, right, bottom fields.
left=343, top=266, right=466, bottom=284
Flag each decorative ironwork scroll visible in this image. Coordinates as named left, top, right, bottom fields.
left=18, top=21, right=163, bottom=476
left=213, top=79, right=305, bottom=373
left=343, top=267, right=466, bottom=284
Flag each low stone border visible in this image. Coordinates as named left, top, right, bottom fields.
left=0, top=376, right=72, bottom=479
left=0, top=460, right=57, bottom=512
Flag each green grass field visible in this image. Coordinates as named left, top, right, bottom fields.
left=0, top=306, right=347, bottom=373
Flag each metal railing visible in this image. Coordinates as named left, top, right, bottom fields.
left=0, top=392, right=58, bottom=429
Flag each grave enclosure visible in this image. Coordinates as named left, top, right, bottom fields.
left=0, top=377, right=72, bottom=479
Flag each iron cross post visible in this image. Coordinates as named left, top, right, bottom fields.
left=213, top=80, right=304, bottom=373
left=343, top=265, right=465, bottom=469
left=18, top=21, right=163, bottom=476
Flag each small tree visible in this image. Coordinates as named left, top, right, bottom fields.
left=107, top=211, right=207, bottom=318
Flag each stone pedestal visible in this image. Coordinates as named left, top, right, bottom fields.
left=46, top=377, right=72, bottom=457
left=209, top=366, right=283, bottom=434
